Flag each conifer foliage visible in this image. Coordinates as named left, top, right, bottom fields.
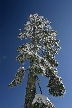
left=8, top=13, right=66, bottom=108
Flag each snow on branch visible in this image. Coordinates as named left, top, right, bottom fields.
left=32, top=94, right=55, bottom=108
left=8, top=67, right=28, bottom=88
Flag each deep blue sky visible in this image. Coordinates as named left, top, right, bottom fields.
left=0, top=0, right=72, bottom=108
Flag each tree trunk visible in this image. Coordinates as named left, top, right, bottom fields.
left=24, top=59, right=36, bottom=108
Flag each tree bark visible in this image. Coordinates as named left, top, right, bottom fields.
left=24, top=59, right=36, bottom=108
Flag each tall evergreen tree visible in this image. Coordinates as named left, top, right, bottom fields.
left=8, top=13, right=66, bottom=108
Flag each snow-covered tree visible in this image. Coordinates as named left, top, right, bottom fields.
left=8, top=13, right=66, bottom=108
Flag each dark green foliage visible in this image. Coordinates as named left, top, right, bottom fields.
left=46, top=75, right=66, bottom=97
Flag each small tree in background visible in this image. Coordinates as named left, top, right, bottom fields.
left=8, top=13, right=66, bottom=108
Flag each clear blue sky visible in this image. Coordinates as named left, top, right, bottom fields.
left=0, top=0, right=72, bottom=108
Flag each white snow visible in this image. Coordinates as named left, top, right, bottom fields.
left=32, top=94, right=50, bottom=105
